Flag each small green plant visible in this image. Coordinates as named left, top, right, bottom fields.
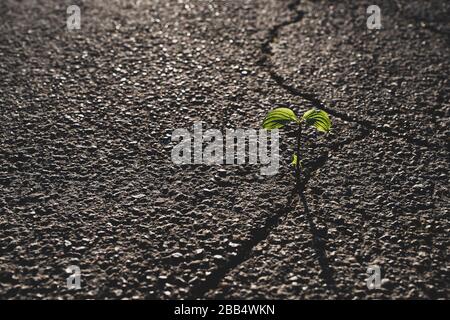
left=262, top=107, right=331, bottom=187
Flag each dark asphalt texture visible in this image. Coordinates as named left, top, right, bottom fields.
left=0, top=0, right=449, bottom=299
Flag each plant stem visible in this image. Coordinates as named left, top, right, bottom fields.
left=295, top=124, right=302, bottom=189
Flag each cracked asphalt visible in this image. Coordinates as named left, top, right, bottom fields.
left=0, top=0, right=448, bottom=299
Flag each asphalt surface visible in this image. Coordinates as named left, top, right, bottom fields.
left=0, top=0, right=448, bottom=299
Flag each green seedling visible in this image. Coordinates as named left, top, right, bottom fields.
left=262, top=107, right=331, bottom=187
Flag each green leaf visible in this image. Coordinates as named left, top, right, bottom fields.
left=262, top=107, right=299, bottom=130
left=301, top=109, right=331, bottom=133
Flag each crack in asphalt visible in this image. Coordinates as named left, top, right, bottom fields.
left=264, top=64, right=446, bottom=151
left=187, top=190, right=296, bottom=299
